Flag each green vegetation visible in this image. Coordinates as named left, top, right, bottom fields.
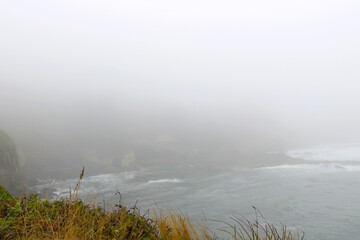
left=0, top=171, right=304, bottom=239
left=0, top=183, right=159, bottom=239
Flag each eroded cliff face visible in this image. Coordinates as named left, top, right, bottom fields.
left=0, top=130, right=20, bottom=194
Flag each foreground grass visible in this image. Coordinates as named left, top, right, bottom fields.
left=0, top=176, right=304, bottom=239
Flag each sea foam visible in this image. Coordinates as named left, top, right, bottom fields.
left=147, top=179, right=182, bottom=184
left=286, top=143, right=360, bottom=162
left=258, top=163, right=360, bottom=172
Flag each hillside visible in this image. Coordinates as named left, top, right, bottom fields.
left=0, top=130, right=20, bottom=194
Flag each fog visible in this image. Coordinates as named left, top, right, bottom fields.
left=1, top=0, right=360, bottom=179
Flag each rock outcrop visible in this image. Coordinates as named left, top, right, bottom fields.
left=0, top=130, right=20, bottom=194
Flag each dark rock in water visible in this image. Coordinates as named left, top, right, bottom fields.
left=0, top=130, right=20, bottom=194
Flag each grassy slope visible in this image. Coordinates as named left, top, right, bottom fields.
left=0, top=183, right=303, bottom=240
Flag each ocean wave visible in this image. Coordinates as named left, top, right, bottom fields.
left=286, top=143, right=360, bottom=162
left=147, top=179, right=183, bottom=184
left=257, top=163, right=360, bottom=172
left=32, top=170, right=141, bottom=198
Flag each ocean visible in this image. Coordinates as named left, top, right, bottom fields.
left=32, top=143, right=360, bottom=239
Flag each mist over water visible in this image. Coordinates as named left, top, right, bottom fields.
left=32, top=144, right=360, bottom=240
left=1, top=0, right=360, bottom=239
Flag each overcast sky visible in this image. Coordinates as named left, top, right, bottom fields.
left=1, top=0, right=360, bottom=144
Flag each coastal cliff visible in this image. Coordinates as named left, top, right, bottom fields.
left=0, top=130, right=20, bottom=194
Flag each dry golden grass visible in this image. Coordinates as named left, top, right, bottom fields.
left=151, top=208, right=214, bottom=240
